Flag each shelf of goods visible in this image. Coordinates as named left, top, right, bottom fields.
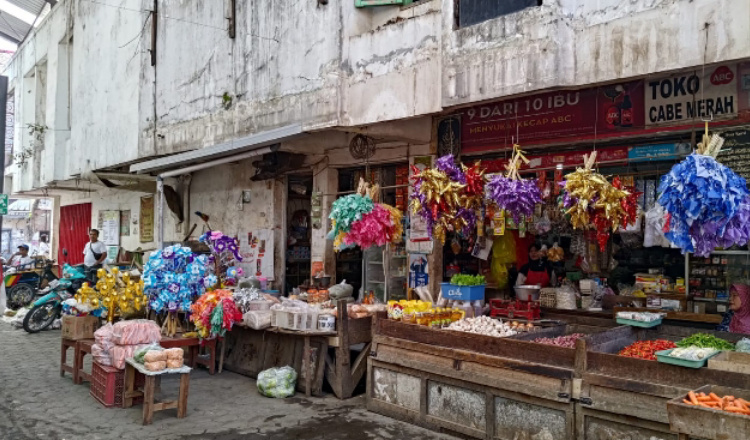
left=221, top=300, right=374, bottom=399
left=367, top=316, right=750, bottom=440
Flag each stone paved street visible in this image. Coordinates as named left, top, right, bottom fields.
left=0, top=322, right=456, bottom=440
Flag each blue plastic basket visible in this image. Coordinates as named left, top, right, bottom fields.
left=441, top=283, right=486, bottom=301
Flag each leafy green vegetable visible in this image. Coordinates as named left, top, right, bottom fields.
left=450, top=274, right=486, bottom=286
left=676, top=333, right=734, bottom=351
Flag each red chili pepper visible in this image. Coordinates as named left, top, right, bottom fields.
left=619, top=339, right=676, bottom=360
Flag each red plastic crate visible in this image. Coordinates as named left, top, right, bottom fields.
left=89, top=361, right=143, bottom=408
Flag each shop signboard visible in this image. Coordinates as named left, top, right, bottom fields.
left=716, top=126, right=750, bottom=184
left=645, top=64, right=739, bottom=126
left=139, top=196, right=154, bottom=243
left=628, top=143, right=691, bottom=162
left=483, top=145, right=629, bottom=173
left=460, top=81, right=645, bottom=152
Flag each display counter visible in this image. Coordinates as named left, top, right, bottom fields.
left=367, top=315, right=750, bottom=440
left=222, top=300, right=374, bottom=399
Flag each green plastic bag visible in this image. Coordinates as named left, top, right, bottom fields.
left=257, top=366, right=298, bottom=398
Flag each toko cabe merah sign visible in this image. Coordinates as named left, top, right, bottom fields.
left=645, top=64, right=739, bottom=126
left=460, top=81, right=645, bottom=152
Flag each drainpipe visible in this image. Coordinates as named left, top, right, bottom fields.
left=156, top=177, right=164, bottom=249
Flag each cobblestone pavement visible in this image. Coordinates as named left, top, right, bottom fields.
left=0, top=322, right=456, bottom=440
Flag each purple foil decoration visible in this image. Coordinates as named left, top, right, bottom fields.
left=485, top=175, right=542, bottom=222
left=435, top=154, right=466, bottom=184
left=455, top=208, right=478, bottom=235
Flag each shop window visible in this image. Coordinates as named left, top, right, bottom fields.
left=455, top=0, right=542, bottom=28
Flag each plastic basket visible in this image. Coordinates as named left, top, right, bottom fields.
left=272, top=309, right=318, bottom=331
left=90, top=361, right=143, bottom=408
left=616, top=317, right=663, bottom=328
left=656, top=348, right=720, bottom=369
left=540, top=288, right=557, bottom=308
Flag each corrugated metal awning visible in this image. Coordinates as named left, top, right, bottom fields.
left=130, top=124, right=304, bottom=175
left=0, top=0, right=50, bottom=44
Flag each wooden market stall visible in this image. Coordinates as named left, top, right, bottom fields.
left=367, top=315, right=750, bottom=440
left=222, top=300, right=373, bottom=399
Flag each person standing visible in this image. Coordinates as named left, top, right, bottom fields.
left=515, top=242, right=554, bottom=288
left=83, top=229, right=108, bottom=278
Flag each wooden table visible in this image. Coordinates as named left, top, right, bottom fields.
left=274, top=328, right=336, bottom=397
left=122, top=358, right=191, bottom=425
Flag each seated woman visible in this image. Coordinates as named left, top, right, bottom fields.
left=717, top=283, right=750, bottom=335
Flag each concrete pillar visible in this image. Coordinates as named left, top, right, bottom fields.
left=273, top=176, right=287, bottom=291
left=311, top=164, right=337, bottom=282
left=50, top=195, right=61, bottom=263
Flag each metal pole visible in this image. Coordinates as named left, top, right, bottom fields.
left=0, top=76, right=8, bottom=257
left=156, top=177, right=164, bottom=249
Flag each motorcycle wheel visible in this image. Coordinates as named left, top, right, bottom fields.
left=23, top=303, right=59, bottom=333
left=7, top=283, right=35, bottom=309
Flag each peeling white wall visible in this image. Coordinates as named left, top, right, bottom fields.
left=188, top=159, right=286, bottom=283
left=5, top=0, right=145, bottom=193
left=442, top=0, right=750, bottom=108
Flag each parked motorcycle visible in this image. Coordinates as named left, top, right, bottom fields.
left=23, top=264, right=88, bottom=333
left=5, top=258, right=60, bottom=310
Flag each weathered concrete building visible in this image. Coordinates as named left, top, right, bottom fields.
left=4, top=0, right=750, bottom=292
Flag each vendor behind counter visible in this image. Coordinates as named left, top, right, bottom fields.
left=514, top=242, right=556, bottom=288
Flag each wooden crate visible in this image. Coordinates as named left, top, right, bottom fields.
left=368, top=353, right=576, bottom=439
left=576, top=406, right=678, bottom=440
left=708, top=351, right=750, bottom=375
left=581, top=325, right=750, bottom=426
left=667, top=385, right=750, bottom=440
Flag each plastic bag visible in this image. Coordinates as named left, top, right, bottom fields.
left=492, top=234, right=516, bottom=265
left=111, top=344, right=141, bottom=370
left=491, top=264, right=509, bottom=290
left=145, top=361, right=166, bottom=371
left=737, top=338, right=750, bottom=353
left=134, top=343, right=163, bottom=364
left=112, top=319, right=161, bottom=345
left=94, top=322, right=114, bottom=346
left=92, top=343, right=112, bottom=366
left=328, top=281, right=354, bottom=300
left=144, top=350, right=167, bottom=363
left=243, top=310, right=272, bottom=330
left=257, top=366, right=298, bottom=398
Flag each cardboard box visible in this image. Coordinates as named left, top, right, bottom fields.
left=62, top=315, right=100, bottom=340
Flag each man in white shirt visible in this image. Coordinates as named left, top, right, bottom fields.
left=83, top=229, right=108, bottom=271
left=9, top=244, right=33, bottom=269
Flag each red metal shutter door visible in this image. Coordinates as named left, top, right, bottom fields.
left=58, top=203, right=92, bottom=265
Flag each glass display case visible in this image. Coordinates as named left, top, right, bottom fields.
left=687, top=250, right=750, bottom=315
left=362, top=243, right=408, bottom=302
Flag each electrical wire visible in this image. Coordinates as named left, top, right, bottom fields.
left=80, top=0, right=280, bottom=42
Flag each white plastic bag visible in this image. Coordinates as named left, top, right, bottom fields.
left=243, top=310, right=272, bottom=330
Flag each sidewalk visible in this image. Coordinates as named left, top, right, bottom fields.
left=0, top=322, right=455, bottom=440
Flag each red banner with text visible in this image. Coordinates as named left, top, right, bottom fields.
left=461, top=81, right=645, bottom=153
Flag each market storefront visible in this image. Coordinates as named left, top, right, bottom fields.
left=366, top=61, right=750, bottom=439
